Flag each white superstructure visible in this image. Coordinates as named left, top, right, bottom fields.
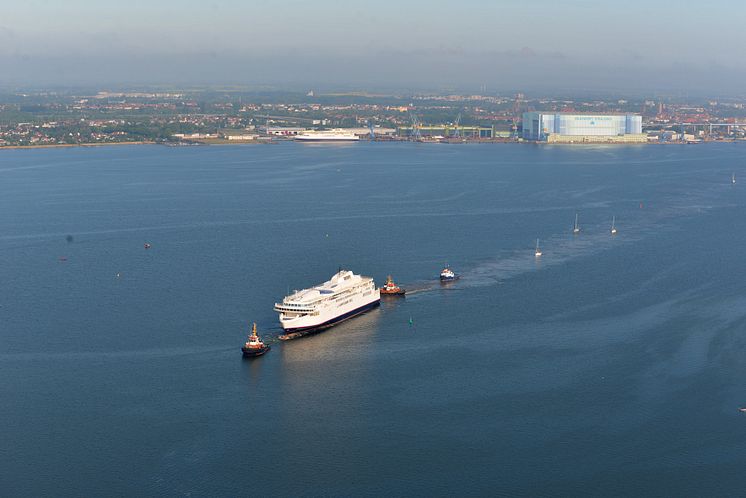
left=294, top=129, right=360, bottom=142
left=274, top=270, right=379, bottom=333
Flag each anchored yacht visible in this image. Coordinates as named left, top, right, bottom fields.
left=274, top=270, right=379, bottom=339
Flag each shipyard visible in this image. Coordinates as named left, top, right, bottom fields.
left=3, top=90, right=746, bottom=148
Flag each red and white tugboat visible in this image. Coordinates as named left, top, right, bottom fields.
left=380, top=275, right=406, bottom=296
left=241, top=323, right=270, bottom=358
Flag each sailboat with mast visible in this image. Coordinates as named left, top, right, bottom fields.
left=534, top=238, right=542, bottom=257
left=732, top=173, right=736, bottom=185
left=572, top=213, right=580, bottom=235
left=611, top=216, right=618, bottom=235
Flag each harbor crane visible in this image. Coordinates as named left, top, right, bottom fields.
left=409, top=112, right=422, bottom=141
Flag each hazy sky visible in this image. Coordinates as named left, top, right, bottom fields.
left=1, top=0, right=744, bottom=93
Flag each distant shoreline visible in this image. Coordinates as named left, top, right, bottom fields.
left=0, top=141, right=155, bottom=150
left=1, top=139, right=743, bottom=150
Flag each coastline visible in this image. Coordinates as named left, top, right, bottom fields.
left=0, top=141, right=155, bottom=150
left=1, top=139, right=742, bottom=150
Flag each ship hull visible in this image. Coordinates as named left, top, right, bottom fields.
left=241, top=345, right=270, bottom=357
left=294, top=137, right=359, bottom=142
left=380, top=289, right=405, bottom=296
left=279, top=300, right=380, bottom=340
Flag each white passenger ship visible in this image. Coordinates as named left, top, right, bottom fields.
left=274, top=270, right=380, bottom=339
left=294, top=129, right=360, bottom=142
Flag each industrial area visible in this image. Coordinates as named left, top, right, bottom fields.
left=2, top=90, right=746, bottom=147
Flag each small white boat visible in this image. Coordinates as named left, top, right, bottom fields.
left=534, top=238, right=542, bottom=257
left=739, top=407, right=746, bottom=413
left=440, top=266, right=459, bottom=281
left=573, top=213, right=580, bottom=235
left=732, top=173, right=736, bottom=185
left=611, top=216, right=617, bottom=235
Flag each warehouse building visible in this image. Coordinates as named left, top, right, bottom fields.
left=522, top=112, right=645, bottom=143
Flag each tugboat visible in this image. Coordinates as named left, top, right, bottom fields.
left=241, top=323, right=270, bottom=358
left=440, top=265, right=459, bottom=282
left=380, top=275, right=406, bottom=296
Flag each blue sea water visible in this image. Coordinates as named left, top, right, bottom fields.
left=2, top=142, right=746, bottom=496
